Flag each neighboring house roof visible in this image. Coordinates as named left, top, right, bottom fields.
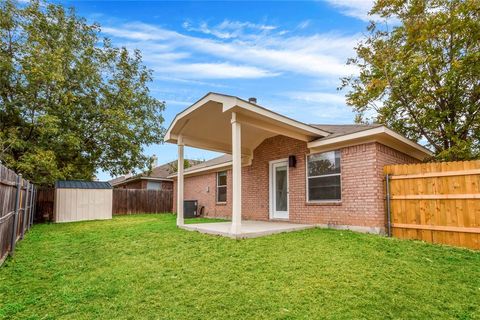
left=185, top=154, right=232, bottom=174
left=108, top=176, right=126, bottom=186
left=110, top=159, right=203, bottom=186
left=147, top=162, right=176, bottom=179
left=167, top=155, right=232, bottom=178
left=56, top=180, right=112, bottom=189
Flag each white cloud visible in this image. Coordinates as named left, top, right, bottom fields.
left=285, top=91, right=346, bottom=105
left=152, top=76, right=230, bottom=88
left=297, top=20, right=311, bottom=30
left=183, top=19, right=278, bottom=39
left=259, top=91, right=354, bottom=123
left=161, top=62, right=279, bottom=79
left=323, top=0, right=376, bottom=21
left=101, top=21, right=360, bottom=80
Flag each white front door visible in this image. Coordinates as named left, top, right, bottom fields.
left=270, top=160, right=289, bottom=219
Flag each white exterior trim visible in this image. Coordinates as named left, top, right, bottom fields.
left=168, top=161, right=232, bottom=179
left=269, top=158, right=289, bottom=220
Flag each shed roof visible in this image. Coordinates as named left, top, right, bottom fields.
left=55, top=180, right=112, bottom=189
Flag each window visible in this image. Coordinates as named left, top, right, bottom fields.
left=216, top=171, right=227, bottom=203
left=307, top=151, right=341, bottom=201
left=146, top=181, right=161, bottom=190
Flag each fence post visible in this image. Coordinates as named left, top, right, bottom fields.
left=30, top=186, right=36, bottom=227
left=21, top=180, right=29, bottom=239
left=385, top=173, right=392, bottom=237
left=10, top=174, right=22, bottom=256
left=27, top=184, right=33, bottom=229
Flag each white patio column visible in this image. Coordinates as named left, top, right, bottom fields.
left=176, top=135, right=185, bottom=226
left=231, top=112, right=242, bottom=234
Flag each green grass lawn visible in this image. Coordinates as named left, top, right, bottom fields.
left=1, top=214, right=479, bottom=319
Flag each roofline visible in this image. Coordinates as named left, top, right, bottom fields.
left=111, top=176, right=173, bottom=186
left=307, top=126, right=433, bottom=159
left=164, top=92, right=330, bottom=143
left=226, top=94, right=331, bottom=136
left=168, top=161, right=232, bottom=178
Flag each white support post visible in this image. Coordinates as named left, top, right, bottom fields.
left=176, top=135, right=185, bottom=226
left=231, top=112, right=242, bottom=234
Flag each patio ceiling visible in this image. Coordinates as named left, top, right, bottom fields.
left=164, top=93, right=329, bottom=160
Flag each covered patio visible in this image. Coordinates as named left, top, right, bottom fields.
left=164, top=92, right=328, bottom=238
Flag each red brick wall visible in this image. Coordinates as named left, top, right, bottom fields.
left=160, top=181, right=173, bottom=191
left=373, top=143, right=419, bottom=221
left=173, top=170, right=232, bottom=218
left=115, top=180, right=145, bottom=189
left=173, top=135, right=418, bottom=232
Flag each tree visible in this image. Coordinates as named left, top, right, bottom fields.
left=341, top=0, right=480, bottom=160
left=167, top=159, right=202, bottom=174
left=0, top=0, right=165, bottom=185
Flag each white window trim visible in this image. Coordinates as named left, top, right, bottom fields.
left=216, top=171, right=227, bottom=204
left=305, top=151, right=342, bottom=203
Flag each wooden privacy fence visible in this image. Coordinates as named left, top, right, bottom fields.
left=385, top=160, right=480, bottom=250
left=0, top=163, right=36, bottom=265
left=35, top=188, right=55, bottom=222
left=112, top=189, right=173, bottom=215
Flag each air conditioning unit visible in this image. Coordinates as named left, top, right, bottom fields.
left=183, top=200, right=198, bottom=218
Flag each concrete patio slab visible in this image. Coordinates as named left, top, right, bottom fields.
left=180, top=220, right=314, bottom=239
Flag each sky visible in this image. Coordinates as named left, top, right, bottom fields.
left=60, top=0, right=377, bottom=180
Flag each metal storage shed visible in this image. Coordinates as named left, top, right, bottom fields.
left=54, top=180, right=112, bottom=223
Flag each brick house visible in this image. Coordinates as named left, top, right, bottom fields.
left=165, top=93, right=432, bottom=235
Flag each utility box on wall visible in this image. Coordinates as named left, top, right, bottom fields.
left=54, top=181, right=113, bottom=223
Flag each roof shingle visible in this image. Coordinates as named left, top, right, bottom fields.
left=55, top=180, right=112, bottom=189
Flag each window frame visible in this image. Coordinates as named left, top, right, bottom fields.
left=305, top=151, right=342, bottom=203
left=216, top=171, right=227, bottom=204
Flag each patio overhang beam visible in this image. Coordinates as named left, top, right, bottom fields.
left=235, top=113, right=313, bottom=142
left=168, top=133, right=253, bottom=159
